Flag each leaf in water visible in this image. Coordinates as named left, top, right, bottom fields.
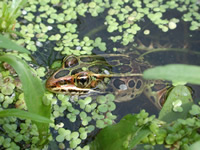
left=158, top=85, right=193, bottom=123
left=189, top=140, right=200, bottom=150
left=0, top=54, right=51, bottom=144
left=0, top=34, right=30, bottom=54
left=90, top=114, right=150, bottom=150
left=143, top=64, right=200, bottom=85
left=0, top=108, right=52, bottom=123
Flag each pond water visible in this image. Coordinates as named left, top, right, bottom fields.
left=42, top=8, right=200, bottom=149
left=31, top=2, right=200, bottom=149
left=34, top=4, right=200, bottom=113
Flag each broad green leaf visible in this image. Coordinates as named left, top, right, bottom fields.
left=0, top=108, right=52, bottom=123
left=90, top=114, right=150, bottom=150
left=128, top=127, right=150, bottom=149
left=0, top=34, right=30, bottom=54
left=143, top=64, right=200, bottom=85
left=158, top=85, right=193, bottom=123
left=0, top=54, right=51, bottom=145
left=189, top=140, right=200, bottom=150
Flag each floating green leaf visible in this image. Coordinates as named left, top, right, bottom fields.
left=143, top=64, right=200, bottom=85
left=90, top=114, right=150, bottom=150
left=189, top=140, right=200, bottom=150
left=158, top=85, right=193, bottom=123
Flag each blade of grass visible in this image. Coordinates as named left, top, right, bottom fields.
left=0, top=54, right=51, bottom=147
left=0, top=108, right=52, bottom=123
left=0, top=34, right=30, bottom=54
left=10, top=0, right=27, bottom=18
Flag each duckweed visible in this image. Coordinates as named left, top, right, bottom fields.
left=172, top=99, right=183, bottom=112
left=96, top=119, right=106, bottom=128
left=189, top=104, right=200, bottom=115
left=97, top=104, right=108, bottom=113
left=96, top=95, right=107, bottom=104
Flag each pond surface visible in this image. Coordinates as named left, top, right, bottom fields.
left=30, top=2, right=200, bottom=149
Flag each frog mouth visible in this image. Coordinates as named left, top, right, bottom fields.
left=49, top=85, right=93, bottom=95
left=46, top=79, right=101, bottom=95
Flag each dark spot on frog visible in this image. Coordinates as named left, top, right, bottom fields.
left=131, top=94, right=135, bottom=98
left=120, top=58, right=130, bottom=64
left=151, top=83, right=166, bottom=91
left=136, top=80, right=142, bottom=89
left=88, top=65, right=101, bottom=73
left=80, top=57, right=94, bottom=62
left=108, top=60, right=118, bottom=65
left=113, top=65, right=132, bottom=73
left=89, top=65, right=112, bottom=74
left=54, top=70, right=70, bottom=79
left=113, top=79, right=125, bottom=89
left=128, top=80, right=135, bottom=88
left=71, top=68, right=82, bottom=75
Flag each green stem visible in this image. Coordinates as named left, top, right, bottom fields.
left=137, top=47, right=200, bottom=59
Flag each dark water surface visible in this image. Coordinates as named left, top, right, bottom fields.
left=27, top=3, right=200, bottom=150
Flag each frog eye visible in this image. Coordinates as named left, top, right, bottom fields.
left=63, top=56, right=79, bottom=68
left=75, top=72, right=90, bottom=88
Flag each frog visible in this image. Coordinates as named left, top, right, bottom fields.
left=46, top=53, right=166, bottom=109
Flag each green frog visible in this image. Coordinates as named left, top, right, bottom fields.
left=46, top=53, right=166, bottom=109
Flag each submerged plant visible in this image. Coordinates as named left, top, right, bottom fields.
left=0, top=35, right=51, bottom=149
left=0, top=0, right=27, bottom=34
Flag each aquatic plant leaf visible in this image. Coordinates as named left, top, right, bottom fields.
left=143, top=64, right=200, bottom=85
left=189, top=140, right=200, bottom=150
left=0, top=54, right=51, bottom=146
left=0, top=108, right=52, bottom=123
left=0, top=34, right=30, bottom=54
left=90, top=114, right=150, bottom=150
left=158, top=85, right=193, bottom=123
